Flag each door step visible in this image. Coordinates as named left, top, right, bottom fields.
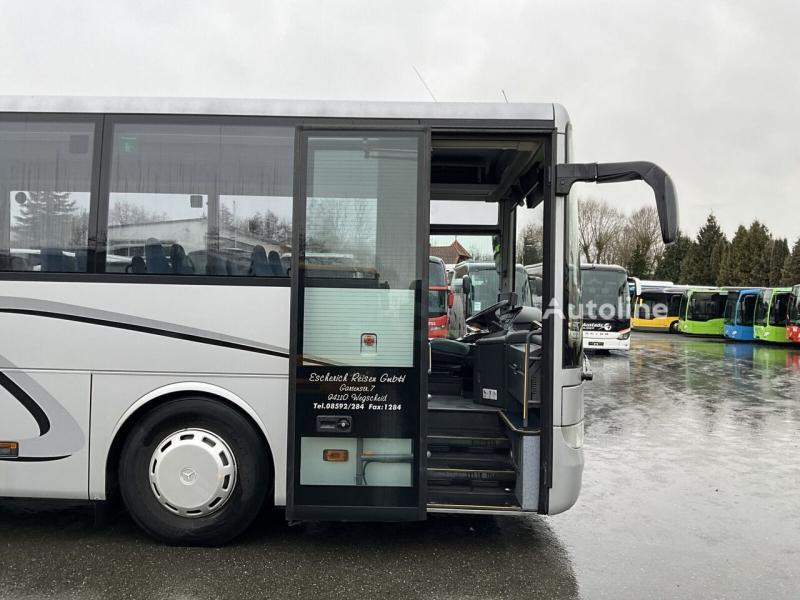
left=426, top=431, right=510, bottom=452
left=427, top=485, right=517, bottom=507
left=427, top=467, right=516, bottom=484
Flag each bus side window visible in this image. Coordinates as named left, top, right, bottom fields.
left=0, top=120, right=95, bottom=274
left=103, top=121, right=294, bottom=278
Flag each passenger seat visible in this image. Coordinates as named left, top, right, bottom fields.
left=268, top=250, right=286, bottom=276
left=249, top=246, right=271, bottom=276
left=144, top=238, right=170, bottom=274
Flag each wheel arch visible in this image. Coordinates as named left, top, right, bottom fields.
left=103, top=382, right=276, bottom=502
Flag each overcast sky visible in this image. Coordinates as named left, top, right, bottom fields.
left=2, top=0, right=799, bottom=241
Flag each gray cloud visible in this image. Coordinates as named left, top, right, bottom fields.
left=1, top=0, right=798, bottom=240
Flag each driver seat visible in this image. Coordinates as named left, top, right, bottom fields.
left=430, top=338, right=473, bottom=370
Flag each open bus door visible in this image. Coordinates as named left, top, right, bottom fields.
left=287, top=130, right=429, bottom=521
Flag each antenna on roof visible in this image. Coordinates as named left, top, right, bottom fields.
left=501, top=89, right=509, bottom=103
left=412, top=65, right=438, bottom=102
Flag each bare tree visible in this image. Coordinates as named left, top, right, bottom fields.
left=577, top=196, right=625, bottom=263
left=610, top=206, right=664, bottom=276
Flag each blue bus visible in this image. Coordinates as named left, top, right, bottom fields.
left=723, top=288, right=761, bottom=341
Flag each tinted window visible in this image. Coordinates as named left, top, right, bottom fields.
left=104, top=121, right=294, bottom=276
left=770, top=293, right=790, bottom=326
left=0, top=119, right=95, bottom=273
left=469, top=267, right=499, bottom=311
left=581, top=268, right=629, bottom=320
left=564, top=196, right=582, bottom=367
left=429, top=259, right=447, bottom=286
left=679, top=293, right=688, bottom=320
left=754, top=290, right=771, bottom=326
left=739, top=294, right=758, bottom=326
left=688, top=292, right=727, bottom=322
left=668, top=293, right=683, bottom=317
left=637, top=291, right=669, bottom=320
left=789, top=289, right=800, bottom=325
left=724, top=292, right=737, bottom=324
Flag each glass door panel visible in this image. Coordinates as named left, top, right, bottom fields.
left=289, top=132, right=427, bottom=520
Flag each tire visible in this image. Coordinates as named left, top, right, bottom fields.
left=669, top=321, right=679, bottom=334
left=118, top=397, right=269, bottom=546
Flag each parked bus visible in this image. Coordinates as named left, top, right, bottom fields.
left=723, top=288, right=761, bottom=341
left=754, top=287, right=792, bottom=343
left=632, top=285, right=686, bottom=333
left=449, top=262, right=533, bottom=339
left=678, top=287, right=727, bottom=336
left=0, top=96, right=677, bottom=545
left=428, top=256, right=452, bottom=338
left=581, top=264, right=632, bottom=351
left=788, top=285, right=800, bottom=343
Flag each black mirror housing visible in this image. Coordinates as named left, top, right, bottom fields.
left=555, top=161, right=679, bottom=244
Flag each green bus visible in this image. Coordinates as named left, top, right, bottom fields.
left=677, top=287, right=728, bottom=336
left=753, top=287, right=792, bottom=343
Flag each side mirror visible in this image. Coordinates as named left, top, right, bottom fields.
left=462, top=275, right=471, bottom=295
left=556, top=161, right=679, bottom=244
left=447, top=289, right=454, bottom=308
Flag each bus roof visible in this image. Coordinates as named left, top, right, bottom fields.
left=580, top=263, right=626, bottom=272
left=0, top=96, right=568, bottom=130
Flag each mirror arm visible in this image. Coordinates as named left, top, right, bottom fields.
left=555, top=163, right=601, bottom=196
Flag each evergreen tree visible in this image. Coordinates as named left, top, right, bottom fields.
left=518, top=222, right=544, bottom=266
left=715, top=240, right=734, bottom=286
left=13, top=191, right=78, bottom=249
left=679, top=213, right=727, bottom=285
left=725, top=225, right=751, bottom=286
left=709, top=238, right=727, bottom=286
left=626, top=240, right=651, bottom=279
left=654, top=231, right=692, bottom=283
left=782, top=237, right=800, bottom=285
left=747, top=221, right=771, bottom=287
left=767, top=238, right=790, bottom=286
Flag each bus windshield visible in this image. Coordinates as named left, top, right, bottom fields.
left=724, top=291, right=737, bottom=325
left=679, top=292, right=688, bottom=320
left=429, top=259, right=448, bottom=317
left=687, top=292, right=726, bottom=322
left=582, top=268, right=630, bottom=320
left=790, top=288, right=800, bottom=325
left=754, top=290, right=772, bottom=326
left=469, top=267, right=500, bottom=312
left=770, top=292, right=791, bottom=327
left=739, top=294, right=758, bottom=326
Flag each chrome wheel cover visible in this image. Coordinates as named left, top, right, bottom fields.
left=148, top=428, right=237, bottom=518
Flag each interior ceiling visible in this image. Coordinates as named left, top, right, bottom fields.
left=430, top=140, right=545, bottom=205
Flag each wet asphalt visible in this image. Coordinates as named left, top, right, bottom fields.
left=1, top=333, right=798, bottom=599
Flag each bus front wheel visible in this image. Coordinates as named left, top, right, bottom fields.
left=669, top=321, right=679, bottom=334
left=118, top=397, right=269, bottom=546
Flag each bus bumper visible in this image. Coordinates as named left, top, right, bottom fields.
left=548, top=421, right=585, bottom=515
left=583, top=335, right=630, bottom=351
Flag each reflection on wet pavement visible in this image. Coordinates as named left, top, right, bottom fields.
left=0, top=333, right=797, bottom=599
left=552, top=333, right=800, bottom=599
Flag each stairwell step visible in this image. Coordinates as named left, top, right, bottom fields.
left=427, top=467, right=517, bottom=483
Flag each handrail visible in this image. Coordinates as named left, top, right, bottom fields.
left=521, top=328, right=540, bottom=427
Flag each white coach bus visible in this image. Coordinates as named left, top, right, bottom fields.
left=0, top=97, right=678, bottom=545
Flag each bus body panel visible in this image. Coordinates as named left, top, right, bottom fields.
left=679, top=288, right=727, bottom=337
left=582, top=328, right=631, bottom=350
left=0, top=280, right=291, bottom=503
left=0, top=371, right=90, bottom=498
left=681, top=318, right=725, bottom=336
left=632, top=286, right=685, bottom=332
left=788, top=285, right=800, bottom=343
left=723, top=288, right=761, bottom=341
left=754, top=288, right=792, bottom=344
left=632, top=315, right=677, bottom=332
